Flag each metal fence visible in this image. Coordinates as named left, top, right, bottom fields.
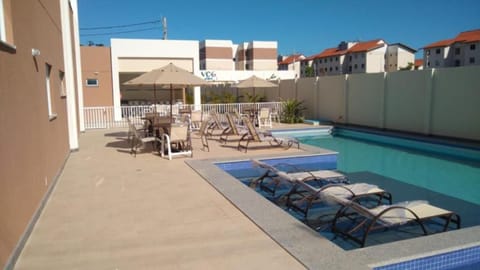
left=83, top=102, right=283, bottom=129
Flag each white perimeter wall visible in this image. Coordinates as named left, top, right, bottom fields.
left=279, top=65, right=480, bottom=141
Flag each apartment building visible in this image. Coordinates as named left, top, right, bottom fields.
left=385, top=43, right=416, bottom=72
left=278, top=54, right=305, bottom=78
left=423, top=29, right=480, bottom=69
left=0, top=0, right=82, bottom=268
left=235, top=41, right=277, bottom=70
left=199, top=39, right=234, bottom=70
left=301, top=40, right=388, bottom=77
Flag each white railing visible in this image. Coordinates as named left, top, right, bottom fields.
left=83, top=102, right=283, bottom=130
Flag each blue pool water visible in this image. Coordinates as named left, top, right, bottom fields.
left=299, top=129, right=480, bottom=206
left=218, top=128, right=480, bottom=249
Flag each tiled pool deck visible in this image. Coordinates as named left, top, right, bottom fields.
left=12, top=124, right=480, bottom=269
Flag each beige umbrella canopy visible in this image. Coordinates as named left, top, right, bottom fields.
left=236, top=75, right=277, bottom=108
left=124, top=63, right=209, bottom=122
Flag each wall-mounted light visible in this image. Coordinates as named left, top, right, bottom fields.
left=32, top=48, right=41, bottom=57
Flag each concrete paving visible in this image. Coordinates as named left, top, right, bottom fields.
left=13, top=124, right=312, bottom=270
left=15, top=123, right=480, bottom=269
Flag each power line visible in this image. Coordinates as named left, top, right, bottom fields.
left=80, top=19, right=161, bottom=30
left=80, top=27, right=159, bottom=37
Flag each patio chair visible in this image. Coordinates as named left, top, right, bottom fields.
left=129, top=121, right=161, bottom=157
left=127, top=117, right=147, bottom=142
left=237, top=117, right=299, bottom=153
left=190, top=110, right=203, bottom=131
left=250, top=159, right=348, bottom=196
left=257, top=107, right=273, bottom=128
left=161, top=125, right=193, bottom=160
left=219, top=113, right=248, bottom=144
left=331, top=196, right=461, bottom=247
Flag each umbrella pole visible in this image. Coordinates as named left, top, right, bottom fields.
left=154, top=84, right=157, bottom=113
left=170, top=83, right=173, bottom=123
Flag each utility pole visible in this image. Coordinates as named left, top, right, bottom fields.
left=162, top=17, right=167, bottom=40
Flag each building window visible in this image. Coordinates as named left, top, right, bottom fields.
left=329, top=67, right=332, bottom=71
left=470, top=44, right=476, bottom=50
left=470, top=57, right=475, bottom=64
left=455, top=48, right=461, bottom=55
left=335, top=66, right=338, bottom=71
left=59, top=71, right=66, bottom=97
left=355, top=54, right=358, bottom=59
left=349, top=55, right=352, bottom=61
left=354, top=64, right=358, bottom=69
left=361, top=63, right=365, bottom=69
left=319, top=59, right=322, bottom=63
left=330, top=57, right=333, bottom=62
left=348, top=66, right=352, bottom=72
left=86, top=78, right=99, bottom=87
left=435, top=48, right=441, bottom=54
left=427, top=61, right=430, bottom=67
left=45, top=64, right=56, bottom=119
left=0, top=0, right=6, bottom=43
left=335, top=57, right=338, bottom=61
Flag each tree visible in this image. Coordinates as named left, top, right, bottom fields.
left=304, top=66, right=315, bottom=77
left=399, top=62, right=414, bottom=71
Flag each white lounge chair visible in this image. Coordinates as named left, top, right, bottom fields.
left=331, top=196, right=461, bottom=247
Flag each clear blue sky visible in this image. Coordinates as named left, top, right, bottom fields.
left=79, top=0, right=480, bottom=57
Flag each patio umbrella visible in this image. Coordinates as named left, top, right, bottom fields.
left=124, top=63, right=209, bottom=123
left=236, top=75, right=278, bottom=113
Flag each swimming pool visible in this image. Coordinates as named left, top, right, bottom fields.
left=299, top=128, right=480, bottom=206
left=217, top=127, right=480, bottom=249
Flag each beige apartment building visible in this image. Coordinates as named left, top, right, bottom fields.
left=235, top=41, right=278, bottom=70
left=300, top=39, right=420, bottom=76
left=423, top=29, right=480, bottom=69
left=384, top=43, right=416, bottom=72
left=0, top=0, right=82, bottom=268
left=278, top=54, right=305, bottom=78
left=199, top=39, right=235, bottom=70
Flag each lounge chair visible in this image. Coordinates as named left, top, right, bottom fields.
left=198, top=120, right=210, bottom=152
left=331, top=196, right=461, bottom=247
left=250, top=159, right=348, bottom=196
left=219, top=113, right=248, bottom=144
left=206, top=112, right=228, bottom=137
left=129, top=121, right=161, bottom=157
left=285, top=181, right=392, bottom=222
left=161, top=125, right=193, bottom=160
left=238, top=117, right=299, bottom=153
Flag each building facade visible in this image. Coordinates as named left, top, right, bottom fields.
left=385, top=43, right=416, bottom=72
left=235, top=41, right=277, bottom=71
left=423, top=29, right=480, bottom=69
left=199, top=39, right=234, bottom=70
left=0, top=0, right=82, bottom=268
left=81, top=46, right=113, bottom=107
left=278, top=54, right=305, bottom=78
left=300, top=40, right=419, bottom=76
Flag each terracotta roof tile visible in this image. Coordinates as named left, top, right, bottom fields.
left=278, top=54, right=304, bottom=65
left=423, top=29, right=480, bottom=49
left=423, top=39, right=455, bottom=49
left=414, top=59, right=423, bottom=67
left=348, top=39, right=385, bottom=53
left=454, top=29, right=480, bottom=43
